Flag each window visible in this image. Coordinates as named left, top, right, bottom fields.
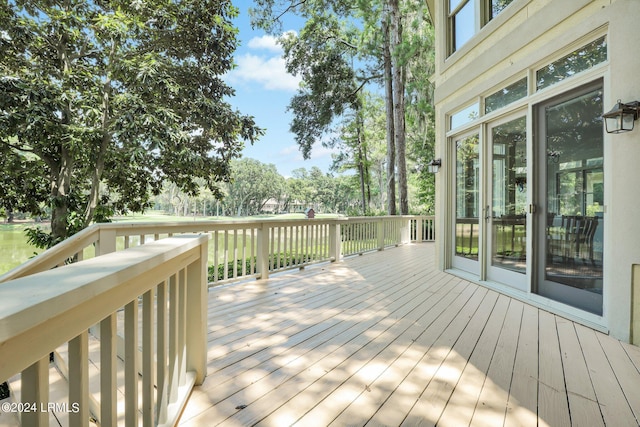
left=485, top=77, right=527, bottom=114
left=536, top=37, right=607, bottom=90
left=448, top=0, right=515, bottom=55
left=450, top=103, right=480, bottom=130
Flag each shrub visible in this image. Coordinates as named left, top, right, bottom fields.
left=207, top=252, right=317, bottom=282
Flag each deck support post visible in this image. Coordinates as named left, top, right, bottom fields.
left=377, top=219, right=385, bottom=251
left=186, top=237, right=208, bottom=385
left=257, top=224, right=270, bottom=279
left=329, top=222, right=342, bottom=262
left=415, top=217, right=423, bottom=242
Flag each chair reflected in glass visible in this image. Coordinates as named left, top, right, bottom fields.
left=546, top=214, right=601, bottom=282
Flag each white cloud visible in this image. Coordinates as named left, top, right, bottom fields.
left=247, top=34, right=283, bottom=52
left=232, top=54, right=300, bottom=91
left=279, top=141, right=338, bottom=162
left=227, top=30, right=301, bottom=92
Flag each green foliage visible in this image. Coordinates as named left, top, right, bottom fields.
left=224, top=158, right=285, bottom=216
left=280, top=16, right=361, bottom=160
left=0, top=0, right=263, bottom=247
left=250, top=0, right=437, bottom=216
left=0, top=144, right=48, bottom=221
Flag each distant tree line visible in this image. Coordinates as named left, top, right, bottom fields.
left=151, top=156, right=432, bottom=218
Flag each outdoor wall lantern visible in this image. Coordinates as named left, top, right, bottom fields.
left=603, top=99, right=640, bottom=134
left=427, top=158, right=442, bottom=174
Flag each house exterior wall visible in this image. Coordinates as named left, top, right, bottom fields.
left=432, top=0, right=640, bottom=342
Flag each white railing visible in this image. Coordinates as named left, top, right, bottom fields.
left=0, top=215, right=433, bottom=425
left=0, top=235, right=209, bottom=427
left=0, top=215, right=434, bottom=287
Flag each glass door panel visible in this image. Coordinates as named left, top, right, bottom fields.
left=488, top=116, right=527, bottom=290
left=536, top=84, right=604, bottom=315
left=453, top=133, right=480, bottom=274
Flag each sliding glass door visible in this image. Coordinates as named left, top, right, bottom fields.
left=487, top=115, right=528, bottom=290
left=535, top=82, right=604, bottom=315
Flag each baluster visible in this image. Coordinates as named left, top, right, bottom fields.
left=283, top=226, right=288, bottom=269
left=168, top=274, right=179, bottom=404
left=250, top=228, right=256, bottom=276
left=124, top=299, right=138, bottom=427
left=100, top=314, right=117, bottom=426
left=223, top=231, right=229, bottom=281
left=156, top=280, right=169, bottom=423
left=214, top=230, right=219, bottom=282
left=178, top=269, right=187, bottom=387
left=242, top=229, right=247, bottom=277
left=69, top=331, right=89, bottom=427
left=233, top=231, right=238, bottom=279
left=142, top=288, right=155, bottom=427
left=276, top=227, right=282, bottom=271
left=289, top=226, right=294, bottom=267
left=22, top=357, right=49, bottom=427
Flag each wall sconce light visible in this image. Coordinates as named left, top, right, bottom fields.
left=427, top=158, right=442, bottom=173
left=602, top=99, right=640, bottom=134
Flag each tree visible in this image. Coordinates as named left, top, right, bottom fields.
left=250, top=0, right=435, bottom=216
left=278, top=13, right=362, bottom=160
left=223, top=158, right=284, bottom=216
left=0, top=0, right=262, bottom=246
left=284, top=168, right=313, bottom=212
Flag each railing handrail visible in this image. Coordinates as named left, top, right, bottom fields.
left=0, top=234, right=206, bottom=378
left=0, top=215, right=435, bottom=284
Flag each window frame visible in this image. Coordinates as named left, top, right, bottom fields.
left=447, top=0, right=516, bottom=57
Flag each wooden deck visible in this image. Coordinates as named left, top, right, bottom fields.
left=178, top=243, right=640, bottom=427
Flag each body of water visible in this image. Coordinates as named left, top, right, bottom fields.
left=0, top=227, right=45, bottom=275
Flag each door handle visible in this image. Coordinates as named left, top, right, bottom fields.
left=529, top=204, right=536, bottom=214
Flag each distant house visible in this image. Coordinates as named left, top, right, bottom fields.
left=427, top=0, right=640, bottom=343
left=262, top=198, right=282, bottom=214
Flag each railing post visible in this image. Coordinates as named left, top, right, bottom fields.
left=186, top=237, right=208, bottom=385
left=96, top=227, right=116, bottom=256
left=416, top=217, right=423, bottom=242
left=329, top=222, right=342, bottom=262
left=21, top=357, right=49, bottom=427
left=377, top=218, right=385, bottom=251
left=256, top=223, right=270, bottom=279
left=401, top=218, right=411, bottom=244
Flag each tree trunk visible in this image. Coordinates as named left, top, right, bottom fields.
left=50, top=151, right=73, bottom=245
left=382, top=12, right=397, bottom=216
left=362, top=142, right=372, bottom=209
left=390, top=0, right=409, bottom=215
left=357, top=143, right=367, bottom=215
left=84, top=77, right=112, bottom=227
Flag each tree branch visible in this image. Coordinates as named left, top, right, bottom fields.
left=274, top=0, right=308, bottom=22
left=324, top=35, right=358, bottom=50
left=1, top=139, right=34, bottom=153
left=351, top=74, right=383, bottom=97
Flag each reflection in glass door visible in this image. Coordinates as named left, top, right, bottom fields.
left=453, top=133, right=480, bottom=274
left=536, top=84, right=604, bottom=315
left=488, top=116, right=527, bottom=290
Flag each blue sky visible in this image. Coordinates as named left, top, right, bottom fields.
left=224, top=3, right=338, bottom=177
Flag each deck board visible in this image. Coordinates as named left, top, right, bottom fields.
left=178, top=243, right=640, bottom=427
